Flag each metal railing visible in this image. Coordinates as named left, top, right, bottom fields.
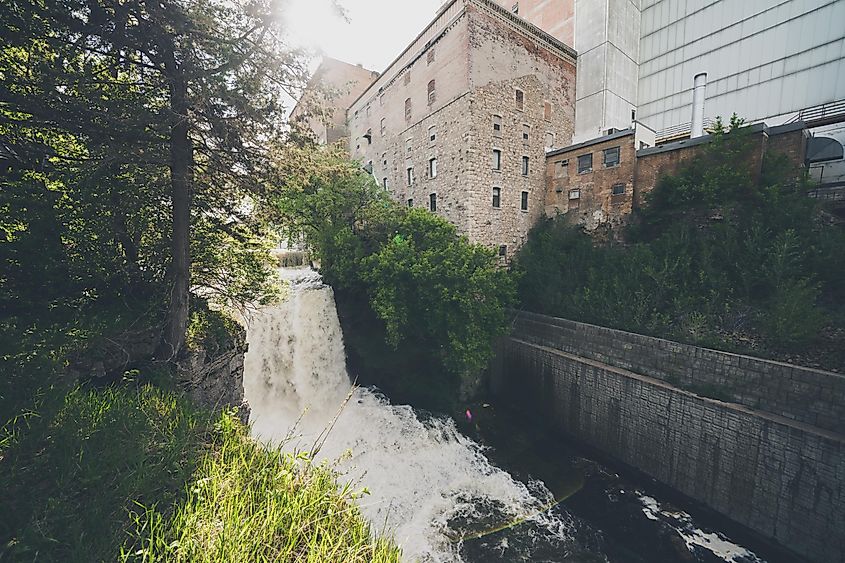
left=784, top=100, right=845, bottom=126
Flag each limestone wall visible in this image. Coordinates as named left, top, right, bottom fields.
left=512, top=311, right=845, bottom=434
left=493, top=327, right=845, bottom=562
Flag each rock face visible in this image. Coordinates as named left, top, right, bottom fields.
left=177, top=323, right=250, bottom=423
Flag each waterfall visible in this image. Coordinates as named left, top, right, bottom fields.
left=242, top=268, right=570, bottom=562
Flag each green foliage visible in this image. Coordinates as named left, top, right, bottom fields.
left=267, top=143, right=516, bottom=382
left=515, top=116, right=843, bottom=368
left=0, top=385, right=402, bottom=563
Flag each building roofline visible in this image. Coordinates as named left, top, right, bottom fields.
left=291, top=56, right=379, bottom=118
left=348, top=0, right=577, bottom=111
left=546, top=129, right=635, bottom=157
left=636, top=122, right=770, bottom=157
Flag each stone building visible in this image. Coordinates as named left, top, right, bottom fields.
left=290, top=57, right=379, bottom=145
left=347, top=0, right=577, bottom=256
left=545, top=121, right=810, bottom=232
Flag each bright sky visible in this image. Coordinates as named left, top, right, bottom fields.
left=282, top=0, right=445, bottom=73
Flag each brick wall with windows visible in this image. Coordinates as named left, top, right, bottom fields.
left=545, top=129, right=636, bottom=232
left=545, top=123, right=811, bottom=235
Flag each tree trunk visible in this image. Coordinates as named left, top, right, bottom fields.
left=160, top=73, right=192, bottom=361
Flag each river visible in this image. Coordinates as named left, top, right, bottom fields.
left=242, top=269, right=793, bottom=563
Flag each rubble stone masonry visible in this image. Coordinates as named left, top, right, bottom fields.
left=347, top=0, right=576, bottom=256
left=493, top=311, right=845, bottom=562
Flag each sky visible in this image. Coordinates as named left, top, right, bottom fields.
left=281, top=0, right=445, bottom=73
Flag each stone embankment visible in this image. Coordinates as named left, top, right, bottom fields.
left=492, top=311, right=844, bottom=562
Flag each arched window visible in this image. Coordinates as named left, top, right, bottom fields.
left=404, top=97, right=412, bottom=122
left=427, top=80, right=436, bottom=105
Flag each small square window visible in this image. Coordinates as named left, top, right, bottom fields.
left=492, top=187, right=501, bottom=208
left=407, top=198, right=414, bottom=207
left=521, top=191, right=529, bottom=211
left=569, top=189, right=580, bottom=200
left=577, top=153, right=592, bottom=174
left=429, top=192, right=437, bottom=212
left=521, top=156, right=529, bottom=176
left=493, top=149, right=502, bottom=170
left=612, top=183, right=626, bottom=195
left=499, top=244, right=507, bottom=257
left=429, top=126, right=437, bottom=143
left=603, top=146, right=620, bottom=168
left=493, top=115, right=502, bottom=135
left=556, top=159, right=569, bottom=177
left=515, top=89, right=524, bottom=111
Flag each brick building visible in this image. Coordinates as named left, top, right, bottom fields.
left=347, top=0, right=576, bottom=256
left=545, top=121, right=810, bottom=232
left=290, top=58, right=379, bottom=145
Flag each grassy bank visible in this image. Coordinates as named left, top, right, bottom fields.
left=0, top=385, right=401, bottom=562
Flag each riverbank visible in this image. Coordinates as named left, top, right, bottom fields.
left=0, top=384, right=401, bottom=562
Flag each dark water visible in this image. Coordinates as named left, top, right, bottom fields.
left=449, top=400, right=802, bottom=563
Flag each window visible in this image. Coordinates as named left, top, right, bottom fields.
left=499, top=244, right=507, bottom=257
left=407, top=198, right=414, bottom=207
left=492, top=115, right=502, bottom=135
left=427, top=49, right=435, bottom=65
left=429, top=157, right=437, bottom=178
left=544, top=101, right=552, bottom=121
left=365, top=128, right=372, bottom=144
left=427, top=80, right=436, bottom=105
left=383, top=177, right=388, bottom=189
left=521, top=191, right=529, bottom=211
left=522, top=124, right=530, bottom=142
left=407, top=167, right=414, bottom=186
left=515, top=89, right=524, bottom=111
left=577, top=153, right=592, bottom=173
left=429, top=125, right=437, bottom=143
left=555, top=159, right=568, bottom=177
left=429, top=192, right=437, bottom=212
left=569, top=189, right=580, bottom=200
left=492, top=149, right=502, bottom=170
left=382, top=152, right=387, bottom=166
left=545, top=132, right=555, bottom=152
left=521, top=156, right=529, bottom=176
left=492, top=187, right=501, bottom=208
left=603, top=146, right=620, bottom=168
left=404, top=98, right=412, bottom=122
left=380, top=118, right=386, bottom=135
left=612, top=183, right=626, bottom=195
left=404, top=70, right=411, bottom=86
left=405, top=138, right=412, bottom=155
left=365, top=104, right=371, bottom=117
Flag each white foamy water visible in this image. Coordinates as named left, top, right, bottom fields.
left=242, top=268, right=568, bottom=562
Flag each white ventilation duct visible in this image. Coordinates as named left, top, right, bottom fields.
left=691, top=73, right=707, bottom=138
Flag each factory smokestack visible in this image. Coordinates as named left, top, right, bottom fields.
left=691, top=73, right=707, bottom=138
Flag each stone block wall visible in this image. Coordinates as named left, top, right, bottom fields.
left=545, top=129, right=636, bottom=231
left=493, top=335, right=845, bottom=562
left=512, top=311, right=845, bottom=434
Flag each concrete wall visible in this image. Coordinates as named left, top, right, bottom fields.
left=493, top=313, right=845, bottom=562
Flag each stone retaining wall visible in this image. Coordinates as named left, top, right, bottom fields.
left=492, top=334, right=845, bottom=562
left=512, top=311, right=845, bottom=434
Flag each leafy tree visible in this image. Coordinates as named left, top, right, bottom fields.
left=1, top=0, right=305, bottom=366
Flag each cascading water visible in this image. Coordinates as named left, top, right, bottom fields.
left=243, top=269, right=573, bottom=561
left=243, top=269, right=774, bottom=563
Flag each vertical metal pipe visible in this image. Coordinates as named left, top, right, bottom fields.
left=691, top=72, right=707, bottom=137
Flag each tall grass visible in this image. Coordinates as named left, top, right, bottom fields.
left=0, top=385, right=402, bottom=563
